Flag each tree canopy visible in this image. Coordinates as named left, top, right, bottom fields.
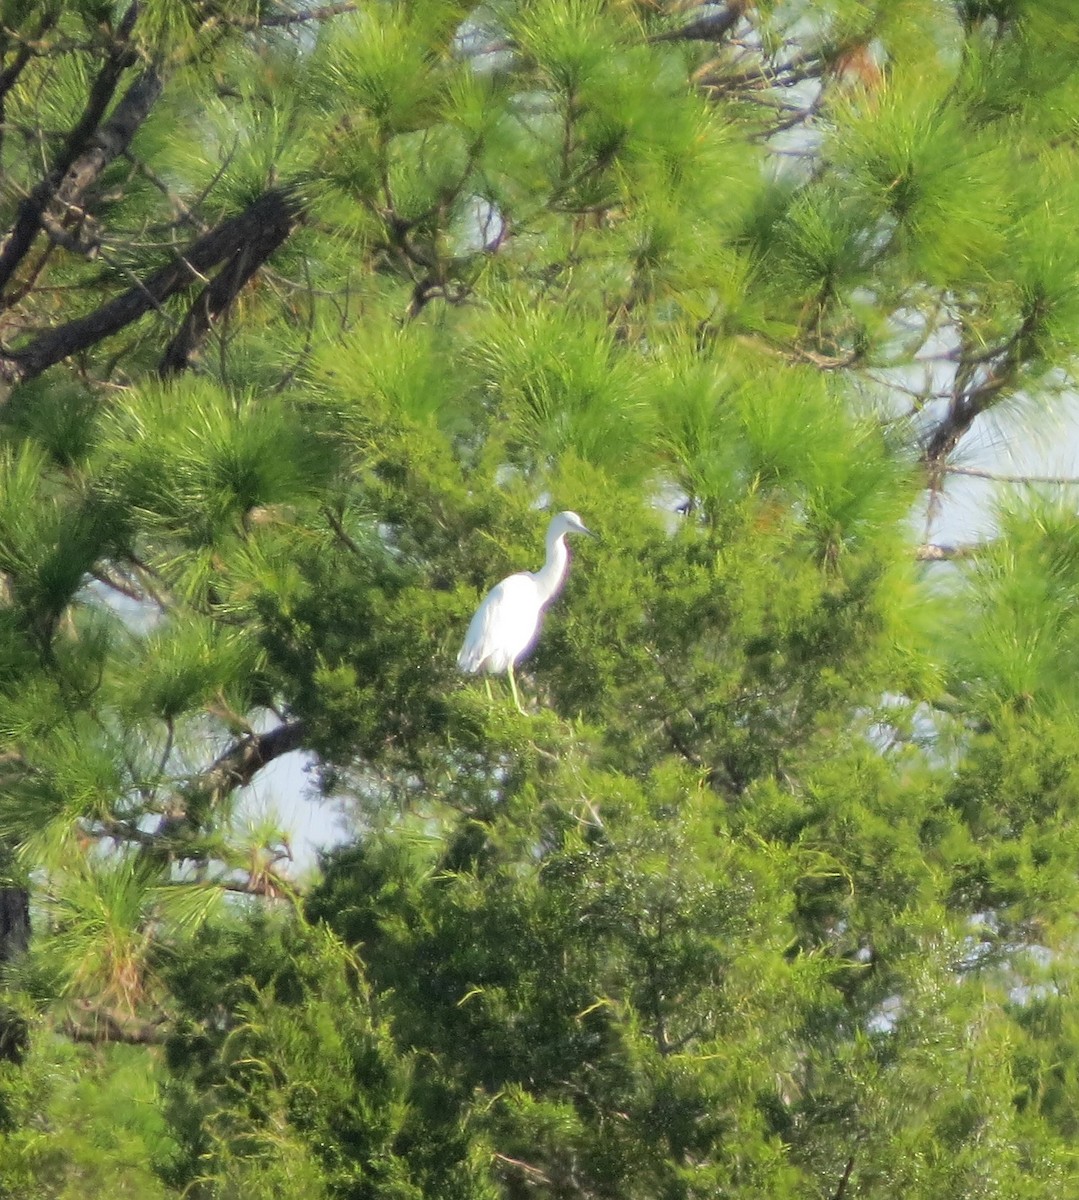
left=2, top=0, right=1079, bottom=1196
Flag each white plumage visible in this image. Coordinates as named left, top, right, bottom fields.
left=458, top=510, right=592, bottom=712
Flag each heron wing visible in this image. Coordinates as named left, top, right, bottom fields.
left=457, top=573, right=542, bottom=674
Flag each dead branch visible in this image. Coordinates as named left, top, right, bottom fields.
left=944, top=465, right=1079, bottom=486
left=915, top=543, right=977, bottom=562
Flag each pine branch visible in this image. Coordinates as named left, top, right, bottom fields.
left=0, top=4, right=59, bottom=164
left=147, top=719, right=307, bottom=853
left=650, top=3, right=745, bottom=44
left=0, top=39, right=35, bottom=101
left=52, top=65, right=165, bottom=218
left=219, top=871, right=297, bottom=901
left=698, top=49, right=825, bottom=94
left=0, top=188, right=304, bottom=390
left=833, top=1156, right=856, bottom=1200
left=0, top=3, right=140, bottom=300
left=923, top=301, right=1048, bottom=466
left=0, top=888, right=29, bottom=963
left=194, top=718, right=308, bottom=803
left=159, top=196, right=301, bottom=375
left=493, top=1152, right=552, bottom=1185
left=922, top=373, right=1009, bottom=465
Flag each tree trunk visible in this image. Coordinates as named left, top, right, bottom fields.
left=0, top=886, right=29, bottom=962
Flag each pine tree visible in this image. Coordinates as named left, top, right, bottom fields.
left=2, top=0, right=1079, bottom=1195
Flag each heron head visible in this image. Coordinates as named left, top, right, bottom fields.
left=550, top=510, right=593, bottom=538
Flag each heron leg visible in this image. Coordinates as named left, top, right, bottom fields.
left=508, top=663, right=527, bottom=716
left=484, top=676, right=494, bottom=703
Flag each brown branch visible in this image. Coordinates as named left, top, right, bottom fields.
left=148, top=719, right=307, bottom=851
left=158, top=195, right=300, bottom=375
left=323, top=506, right=366, bottom=556
left=53, top=65, right=165, bottom=216
left=0, top=3, right=140, bottom=299
left=650, top=3, right=745, bottom=44
left=699, top=49, right=825, bottom=94
left=923, top=300, right=1047, bottom=466
left=38, top=209, right=101, bottom=257
left=0, top=187, right=304, bottom=390
left=0, top=41, right=34, bottom=99
left=219, top=871, right=298, bottom=901
left=833, top=1156, right=855, bottom=1200
left=196, top=719, right=308, bottom=802
left=922, top=374, right=1008, bottom=465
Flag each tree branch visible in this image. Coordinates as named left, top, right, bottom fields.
left=195, top=718, right=308, bottom=803
left=148, top=719, right=306, bottom=852
left=53, top=65, right=165, bottom=217
left=241, top=2, right=359, bottom=27
left=158, top=194, right=300, bottom=375
left=833, top=1156, right=856, bottom=1200
left=0, top=188, right=304, bottom=390
left=923, top=301, right=1047, bottom=466
left=60, top=1002, right=167, bottom=1045
left=915, top=543, right=977, bottom=562
left=944, top=465, right=1079, bottom=486
left=0, top=3, right=140, bottom=299
left=492, top=1152, right=552, bottom=1185
left=651, top=3, right=745, bottom=44
left=0, top=0, right=56, bottom=167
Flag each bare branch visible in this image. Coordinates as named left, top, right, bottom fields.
left=492, top=1152, right=553, bottom=1185
left=923, top=300, right=1048, bottom=466
left=833, top=1156, right=856, bottom=1200
left=699, top=49, right=825, bottom=95
left=323, top=506, right=367, bottom=556
left=218, top=872, right=298, bottom=901
left=148, top=719, right=308, bottom=851
left=915, top=543, right=978, bottom=562
left=944, top=465, right=1079, bottom=486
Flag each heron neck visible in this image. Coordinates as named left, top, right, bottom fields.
left=532, top=531, right=570, bottom=606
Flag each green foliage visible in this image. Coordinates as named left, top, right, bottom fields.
left=0, top=1033, right=173, bottom=1200
left=161, top=915, right=496, bottom=1200
left=3, top=0, right=1079, bottom=1197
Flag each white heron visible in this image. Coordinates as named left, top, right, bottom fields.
left=457, top=510, right=593, bottom=713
